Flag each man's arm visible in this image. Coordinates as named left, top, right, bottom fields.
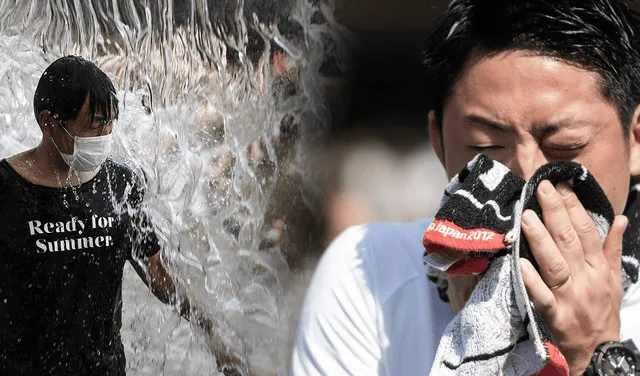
left=130, top=251, right=274, bottom=376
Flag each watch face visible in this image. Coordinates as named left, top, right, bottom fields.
left=600, top=346, right=637, bottom=376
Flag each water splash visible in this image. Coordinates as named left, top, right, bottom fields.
left=0, top=0, right=342, bottom=373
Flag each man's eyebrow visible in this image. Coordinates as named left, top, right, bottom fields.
left=465, top=114, right=510, bottom=132
left=531, top=118, right=584, bottom=138
left=465, top=114, right=578, bottom=137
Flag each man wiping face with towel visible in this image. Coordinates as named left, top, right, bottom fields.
left=292, top=1, right=640, bottom=375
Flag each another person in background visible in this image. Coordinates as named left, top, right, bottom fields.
left=292, top=0, right=640, bottom=374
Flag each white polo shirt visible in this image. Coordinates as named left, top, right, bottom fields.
left=291, top=219, right=453, bottom=375
left=291, top=218, right=640, bottom=376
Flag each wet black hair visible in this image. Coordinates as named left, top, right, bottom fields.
left=33, top=55, right=119, bottom=126
left=423, top=0, right=640, bottom=136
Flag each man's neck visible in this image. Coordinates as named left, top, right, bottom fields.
left=9, top=140, right=83, bottom=188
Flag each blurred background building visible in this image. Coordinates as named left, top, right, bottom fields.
left=318, top=0, right=451, bottom=245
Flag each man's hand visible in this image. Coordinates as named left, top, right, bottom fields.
left=197, top=314, right=250, bottom=375
left=520, top=180, right=627, bottom=375
left=199, top=315, right=279, bottom=376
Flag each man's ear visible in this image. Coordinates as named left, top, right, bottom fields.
left=39, top=110, right=56, bottom=137
left=629, top=106, right=640, bottom=176
left=428, top=110, right=445, bottom=166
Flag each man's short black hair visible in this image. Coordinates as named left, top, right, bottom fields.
left=33, top=55, right=119, bottom=126
left=423, top=0, right=640, bottom=135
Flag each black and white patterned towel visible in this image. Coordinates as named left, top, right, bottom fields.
left=423, top=154, right=640, bottom=376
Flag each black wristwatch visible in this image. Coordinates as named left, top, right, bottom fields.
left=584, top=339, right=640, bottom=376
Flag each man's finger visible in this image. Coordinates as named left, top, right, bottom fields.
left=537, top=181, right=584, bottom=266
left=555, top=182, right=604, bottom=266
left=603, top=215, right=627, bottom=279
left=520, top=258, right=557, bottom=319
left=521, top=209, right=572, bottom=290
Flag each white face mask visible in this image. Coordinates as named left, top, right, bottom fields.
left=54, top=125, right=113, bottom=172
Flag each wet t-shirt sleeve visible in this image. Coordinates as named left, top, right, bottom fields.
left=127, top=174, right=160, bottom=260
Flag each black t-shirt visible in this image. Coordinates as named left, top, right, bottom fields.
left=0, top=158, right=160, bottom=376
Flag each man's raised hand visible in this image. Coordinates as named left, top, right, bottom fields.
left=520, top=181, right=627, bottom=375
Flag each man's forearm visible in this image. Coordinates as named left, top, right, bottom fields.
left=132, top=253, right=250, bottom=374
left=133, top=252, right=201, bottom=322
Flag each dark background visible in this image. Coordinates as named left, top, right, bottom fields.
left=331, top=0, right=450, bottom=144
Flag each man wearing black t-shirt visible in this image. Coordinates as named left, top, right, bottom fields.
left=0, top=56, right=251, bottom=375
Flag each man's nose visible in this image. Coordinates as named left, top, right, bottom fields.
left=509, top=146, right=549, bottom=180
left=101, top=121, right=114, bottom=135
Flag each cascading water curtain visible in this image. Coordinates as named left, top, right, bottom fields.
left=0, top=0, right=349, bottom=373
